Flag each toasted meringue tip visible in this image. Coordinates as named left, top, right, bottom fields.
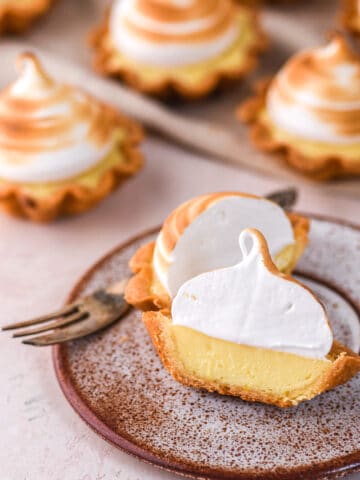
left=319, top=31, right=359, bottom=60
left=15, top=52, right=53, bottom=85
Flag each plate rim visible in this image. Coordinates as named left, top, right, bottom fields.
left=53, top=213, right=360, bottom=480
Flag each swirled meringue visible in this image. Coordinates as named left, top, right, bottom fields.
left=266, top=35, right=360, bottom=145
left=153, top=193, right=295, bottom=296
left=109, top=0, right=239, bottom=67
left=0, top=53, right=116, bottom=184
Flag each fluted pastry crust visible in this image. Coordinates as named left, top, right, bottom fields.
left=0, top=110, right=143, bottom=222
left=91, top=3, right=267, bottom=99
left=0, top=0, right=53, bottom=33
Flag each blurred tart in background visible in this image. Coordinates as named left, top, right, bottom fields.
left=91, top=0, right=267, bottom=99
left=0, top=0, right=53, bottom=33
left=0, top=53, right=143, bottom=222
left=238, top=34, right=360, bottom=180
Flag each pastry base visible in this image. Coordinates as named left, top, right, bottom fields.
left=238, top=79, right=360, bottom=180
left=90, top=6, right=267, bottom=100
left=143, top=310, right=360, bottom=407
left=0, top=0, right=53, bottom=33
left=0, top=110, right=143, bottom=222
left=125, top=211, right=309, bottom=311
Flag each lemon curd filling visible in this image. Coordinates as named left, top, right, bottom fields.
left=261, top=110, right=360, bottom=161
left=0, top=129, right=129, bottom=198
left=273, top=243, right=298, bottom=273
left=106, top=11, right=259, bottom=86
left=171, top=323, right=332, bottom=397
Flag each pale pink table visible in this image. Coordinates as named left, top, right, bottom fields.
left=0, top=1, right=359, bottom=479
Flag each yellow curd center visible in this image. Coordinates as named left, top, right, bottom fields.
left=171, top=324, right=332, bottom=399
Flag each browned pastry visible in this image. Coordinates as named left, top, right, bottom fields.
left=91, top=0, right=267, bottom=99
left=0, top=0, right=53, bottom=33
left=238, top=34, right=360, bottom=180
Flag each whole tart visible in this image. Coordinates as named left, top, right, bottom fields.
left=91, top=0, right=267, bottom=99
left=0, top=0, right=53, bottom=33
left=238, top=34, right=360, bottom=180
left=125, top=194, right=360, bottom=407
left=342, top=0, right=360, bottom=35
left=0, top=53, right=143, bottom=222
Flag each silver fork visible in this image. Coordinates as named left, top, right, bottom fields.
left=1, top=187, right=298, bottom=346
left=2, top=280, right=130, bottom=346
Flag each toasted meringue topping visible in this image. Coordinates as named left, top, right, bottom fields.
left=266, top=34, right=360, bottom=144
left=0, top=53, right=118, bottom=184
left=153, top=193, right=295, bottom=296
left=172, top=229, right=333, bottom=359
left=109, top=0, right=239, bottom=67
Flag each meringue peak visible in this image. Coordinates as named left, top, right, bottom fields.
left=12, top=52, right=55, bottom=99
left=315, top=34, right=359, bottom=64
left=172, top=228, right=333, bottom=359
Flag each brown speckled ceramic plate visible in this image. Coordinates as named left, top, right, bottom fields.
left=53, top=215, right=360, bottom=480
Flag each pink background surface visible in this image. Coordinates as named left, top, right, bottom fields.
left=0, top=0, right=359, bottom=479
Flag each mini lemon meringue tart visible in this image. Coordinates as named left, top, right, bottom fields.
left=125, top=199, right=360, bottom=407
left=0, top=0, right=53, bottom=33
left=342, top=0, right=360, bottom=35
left=0, top=53, right=143, bottom=222
left=238, top=34, right=360, bottom=180
left=91, top=0, right=267, bottom=99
